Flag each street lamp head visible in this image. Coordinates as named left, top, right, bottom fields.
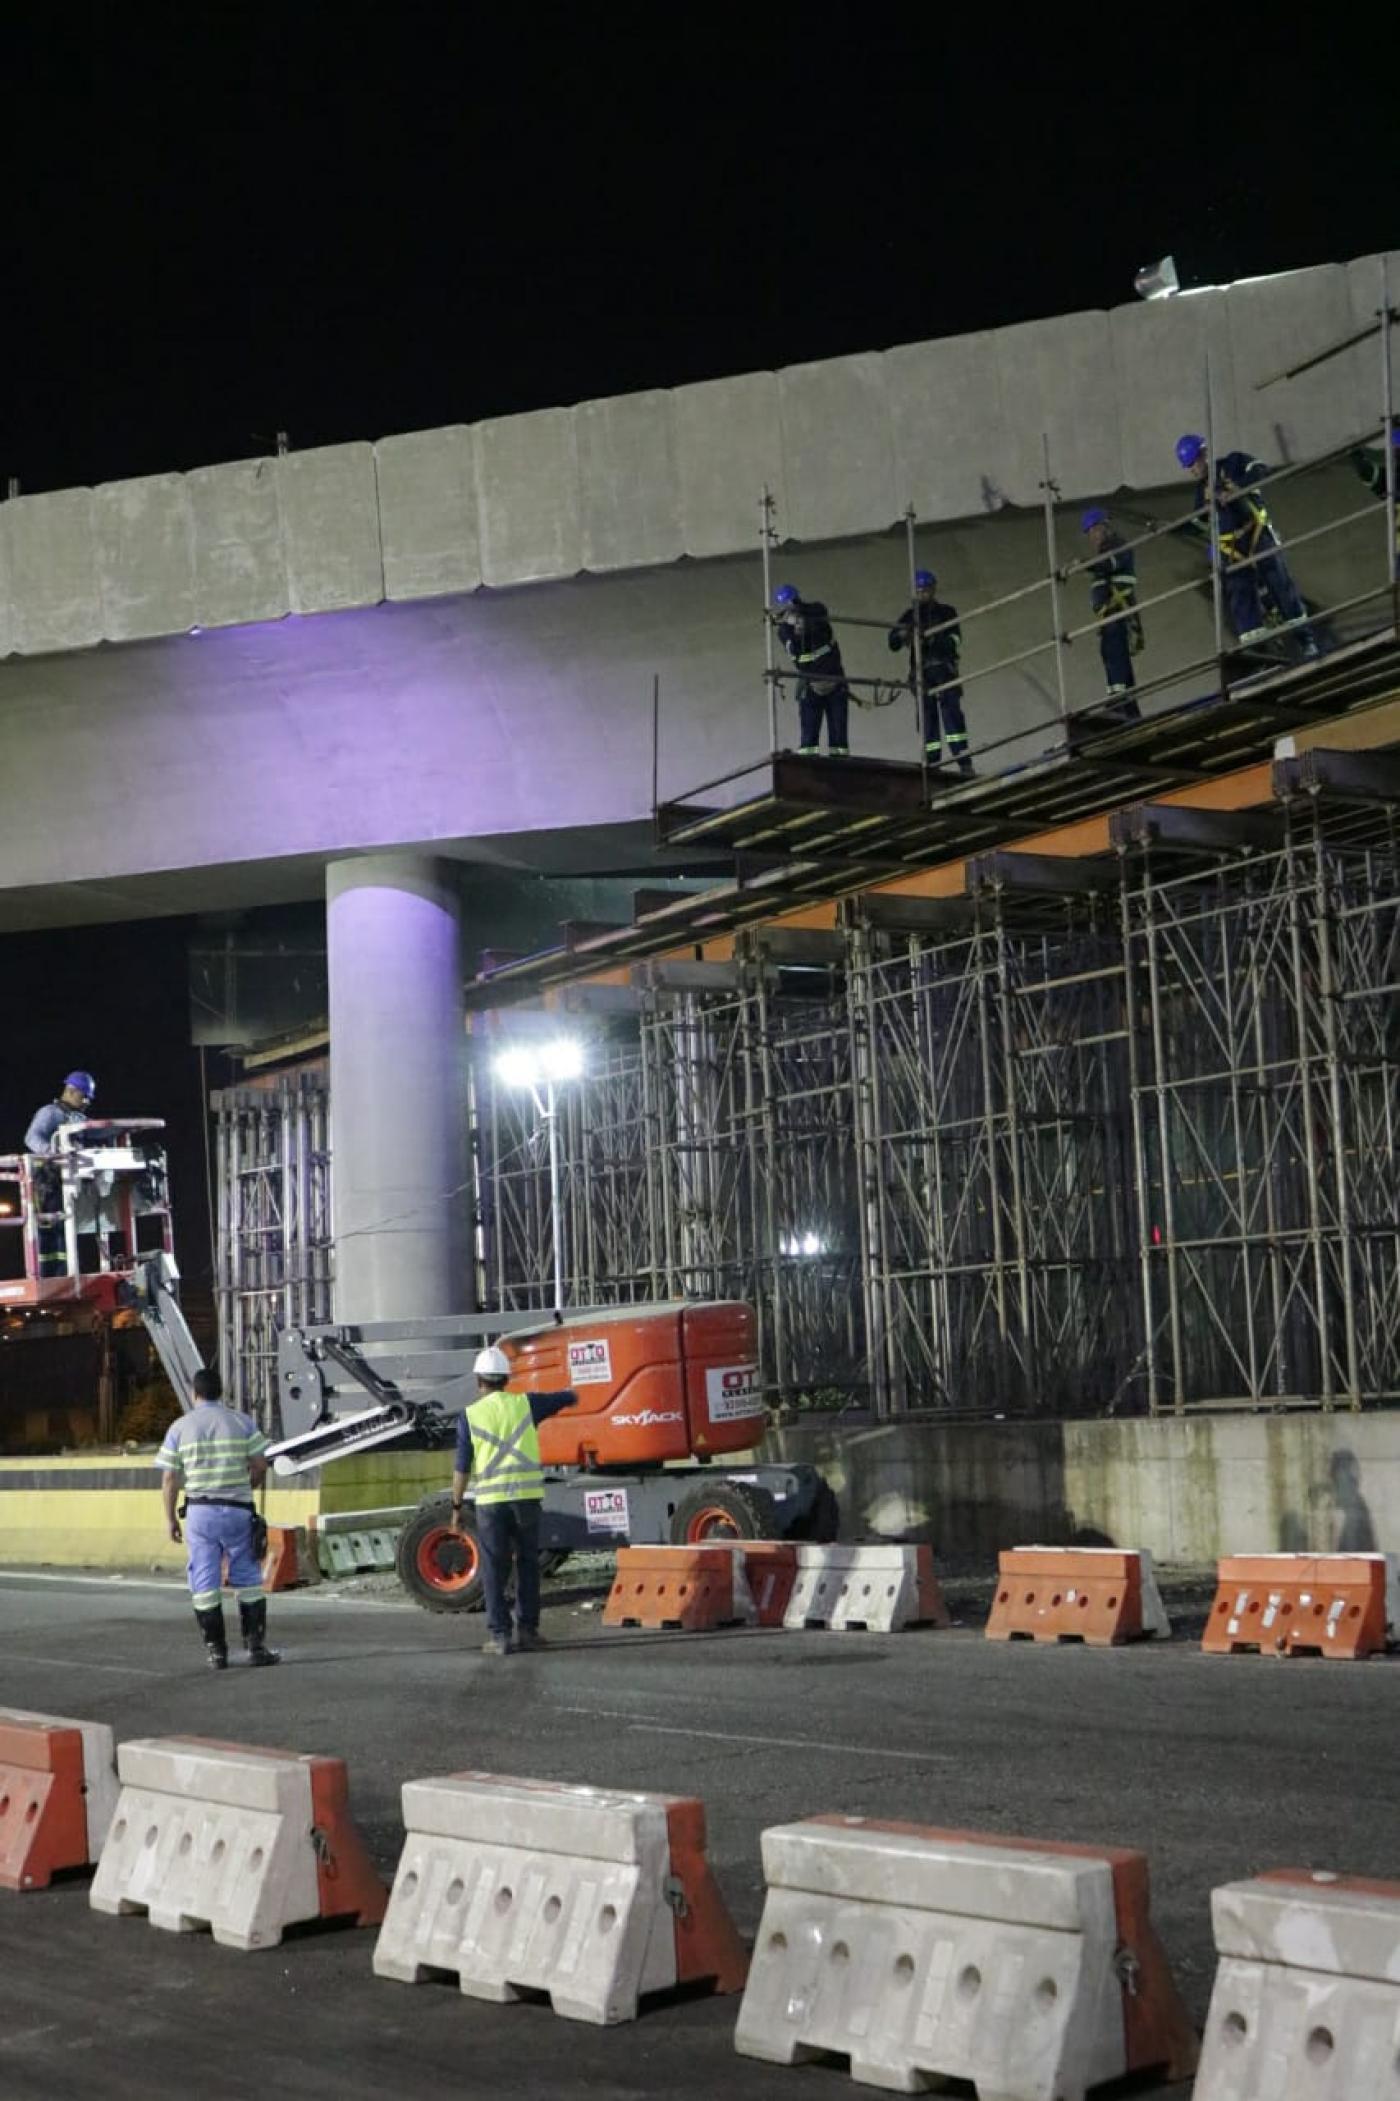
left=541, top=1038, right=584, bottom=1083
left=493, top=1038, right=585, bottom=1090
left=494, top=1046, right=539, bottom=1089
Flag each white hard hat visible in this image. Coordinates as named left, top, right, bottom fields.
left=473, top=1345, right=511, bottom=1379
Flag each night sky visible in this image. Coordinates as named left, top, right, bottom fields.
left=1, top=16, right=1393, bottom=1297
left=4, top=16, right=1393, bottom=495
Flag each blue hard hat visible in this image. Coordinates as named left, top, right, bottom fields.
left=1080, top=507, right=1108, bottom=533
left=1176, top=433, right=1207, bottom=469
left=64, top=1071, right=96, bottom=1101
left=913, top=569, right=936, bottom=590
left=772, top=583, right=799, bottom=606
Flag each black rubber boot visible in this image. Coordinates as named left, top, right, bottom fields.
left=194, top=1604, right=229, bottom=1671
left=239, top=1597, right=281, bottom=1668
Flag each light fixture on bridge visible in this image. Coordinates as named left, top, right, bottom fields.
left=493, top=1039, right=586, bottom=1316
left=494, top=1038, right=584, bottom=1091
left=1134, top=255, right=1180, bottom=301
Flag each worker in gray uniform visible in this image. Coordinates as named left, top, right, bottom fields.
left=157, top=1366, right=279, bottom=1669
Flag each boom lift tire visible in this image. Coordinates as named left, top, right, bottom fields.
left=394, top=1496, right=566, bottom=1615
left=667, top=1479, right=777, bottom=1544
left=396, top=1496, right=484, bottom=1613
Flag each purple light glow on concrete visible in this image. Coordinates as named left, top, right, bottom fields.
left=327, top=853, right=470, bottom=1322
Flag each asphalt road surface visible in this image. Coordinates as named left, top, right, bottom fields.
left=0, top=1568, right=1395, bottom=2100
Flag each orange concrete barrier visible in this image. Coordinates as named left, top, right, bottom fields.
left=603, top=1545, right=753, bottom=1631
left=728, top=1542, right=798, bottom=1628
left=0, top=1719, right=92, bottom=1891
left=985, top=1547, right=1171, bottom=1647
left=1203, top=1552, right=1397, bottom=1659
left=261, top=1524, right=308, bottom=1593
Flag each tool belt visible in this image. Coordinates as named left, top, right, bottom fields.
left=180, top=1495, right=268, bottom=1557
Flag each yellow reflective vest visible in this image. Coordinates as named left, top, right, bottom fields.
left=464, top=1389, right=544, bottom=1505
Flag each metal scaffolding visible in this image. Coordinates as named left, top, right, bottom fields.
left=211, top=1074, right=333, bottom=1427
left=845, top=878, right=1136, bottom=1419
left=212, top=761, right=1398, bottom=1429
left=1119, top=767, right=1400, bottom=1412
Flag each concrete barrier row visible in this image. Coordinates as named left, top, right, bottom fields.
left=600, top=1543, right=1400, bottom=1663
left=3, top=1707, right=1395, bottom=2094
left=603, top=1543, right=950, bottom=1634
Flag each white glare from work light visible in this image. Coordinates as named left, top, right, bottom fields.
left=494, top=1039, right=585, bottom=1089
left=780, top=1231, right=827, bottom=1258
left=1134, top=255, right=1180, bottom=301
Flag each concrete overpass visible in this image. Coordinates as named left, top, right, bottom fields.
left=1, top=249, right=1394, bottom=1322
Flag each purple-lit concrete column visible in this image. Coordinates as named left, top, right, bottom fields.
left=326, top=854, right=470, bottom=1321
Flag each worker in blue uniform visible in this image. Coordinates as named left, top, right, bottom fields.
left=771, top=585, right=852, bottom=755
left=1080, top=511, right=1143, bottom=720
left=157, top=1367, right=279, bottom=1669
left=450, top=1346, right=579, bottom=1655
left=1175, top=434, right=1319, bottom=657
left=887, top=570, right=972, bottom=773
left=23, top=1071, right=97, bottom=1277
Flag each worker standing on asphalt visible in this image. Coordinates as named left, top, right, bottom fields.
left=451, top=1347, right=579, bottom=1655
left=887, top=569, right=970, bottom=774
left=157, top=1367, right=279, bottom=1670
left=23, top=1071, right=97, bottom=1277
left=1080, top=511, right=1143, bottom=720
left=771, top=585, right=852, bottom=756
left=1175, top=434, right=1319, bottom=658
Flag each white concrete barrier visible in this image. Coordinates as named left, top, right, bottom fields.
left=91, top=1737, right=385, bottom=1950
left=735, top=1816, right=1196, bottom=2099
left=1195, top=1871, right=1400, bottom=2099
left=782, top=1544, right=949, bottom=1633
left=0, top=1706, right=118, bottom=1859
left=374, top=1772, right=747, bottom=2024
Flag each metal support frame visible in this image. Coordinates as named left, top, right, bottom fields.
left=212, top=1075, right=333, bottom=1428
left=218, top=760, right=1398, bottom=1425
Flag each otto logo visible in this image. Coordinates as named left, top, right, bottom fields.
left=705, top=1363, right=766, bottom=1421
left=568, top=1338, right=613, bottom=1385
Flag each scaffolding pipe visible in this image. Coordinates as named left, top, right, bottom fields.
left=1039, top=432, right=1071, bottom=725
left=1383, top=254, right=1397, bottom=595
left=761, top=486, right=779, bottom=755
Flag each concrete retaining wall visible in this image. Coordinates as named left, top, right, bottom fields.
left=0, top=1448, right=445, bottom=1570
left=4, top=1414, right=1397, bottom=1571
left=769, top=1410, right=1400, bottom=1563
